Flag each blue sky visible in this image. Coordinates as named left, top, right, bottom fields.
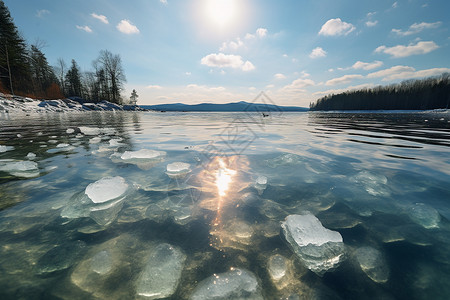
left=4, top=0, right=450, bottom=106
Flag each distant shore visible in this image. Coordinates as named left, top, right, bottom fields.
left=0, top=93, right=147, bottom=114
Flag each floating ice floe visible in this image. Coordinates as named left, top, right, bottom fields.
left=26, top=152, right=36, bottom=160
left=408, top=203, right=441, bottom=229
left=112, top=149, right=166, bottom=170
left=136, top=243, right=186, bottom=299
left=66, top=128, right=75, bottom=134
left=61, top=176, right=130, bottom=226
left=355, top=247, right=389, bottom=283
left=166, top=162, right=191, bottom=178
left=85, top=176, right=129, bottom=204
left=265, top=153, right=304, bottom=168
left=254, top=175, right=267, bottom=195
left=89, top=137, right=102, bottom=144
left=281, top=213, right=345, bottom=276
left=0, top=145, right=14, bottom=152
left=189, top=268, right=263, bottom=300
left=0, top=160, right=39, bottom=178
left=47, top=143, right=75, bottom=153
left=78, top=126, right=116, bottom=136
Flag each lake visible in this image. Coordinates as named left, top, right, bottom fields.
left=0, top=110, right=450, bottom=299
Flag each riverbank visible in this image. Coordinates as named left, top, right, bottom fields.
left=0, top=93, right=147, bottom=114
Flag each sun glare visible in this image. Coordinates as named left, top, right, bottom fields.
left=205, top=0, right=238, bottom=28
left=215, top=158, right=236, bottom=197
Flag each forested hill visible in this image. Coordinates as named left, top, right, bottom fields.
left=310, top=74, right=450, bottom=111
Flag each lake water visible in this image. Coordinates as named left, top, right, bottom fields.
left=0, top=111, right=450, bottom=299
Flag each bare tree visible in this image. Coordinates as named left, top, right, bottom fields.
left=95, top=50, right=126, bottom=104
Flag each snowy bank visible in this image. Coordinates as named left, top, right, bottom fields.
left=0, top=93, right=147, bottom=114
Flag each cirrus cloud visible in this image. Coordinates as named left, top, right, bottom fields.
left=319, top=18, right=355, bottom=36
left=352, top=60, right=383, bottom=70
left=375, top=41, right=439, bottom=58
left=76, top=25, right=92, bottom=33
left=200, top=53, right=255, bottom=71
left=367, top=66, right=450, bottom=81
left=91, top=13, right=109, bottom=24
left=117, top=19, right=140, bottom=34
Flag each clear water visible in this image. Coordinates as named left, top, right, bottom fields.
left=0, top=111, right=450, bottom=299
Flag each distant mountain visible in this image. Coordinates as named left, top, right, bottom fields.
left=140, top=101, right=308, bottom=112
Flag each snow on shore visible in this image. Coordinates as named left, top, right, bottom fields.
left=0, top=93, right=146, bottom=114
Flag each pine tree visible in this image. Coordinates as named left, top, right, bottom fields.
left=0, top=0, right=32, bottom=95
left=65, top=59, right=83, bottom=97
left=29, top=44, right=59, bottom=98
left=130, top=89, right=138, bottom=105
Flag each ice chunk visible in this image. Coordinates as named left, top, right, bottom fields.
left=56, top=143, right=70, bottom=148
left=408, top=203, right=441, bottom=229
left=267, top=254, right=287, bottom=281
left=91, top=250, right=113, bottom=275
left=36, top=240, right=86, bottom=274
left=0, top=145, right=14, bottom=152
left=0, top=160, right=39, bottom=178
left=66, top=128, right=75, bottom=134
left=121, top=149, right=165, bottom=160
left=26, top=152, right=36, bottom=160
left=281, top=214, right=345, bottom=275
left=254, top=176, right=267, bottom=195
left=89, top=137, right=102, bottom=144
left=166, top=162, right=191, bottom=178
left=189, top=268, right=263, bottom=300
left=350, top=171, right=390, bottom=196
left=136, top=243, right=186, bottom=299
left=355, top=247, right=389, bottom=283
left=90, top=199, right=124, bottom=226
left=85, top=176, right=128, bottom=204
left=109, top=138, right=125, bottom=147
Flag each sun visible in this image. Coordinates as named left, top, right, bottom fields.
left=204, top=0, right=238, bottom=28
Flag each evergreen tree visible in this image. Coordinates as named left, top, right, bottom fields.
left=0, top=0, right=32, bottom=95
left=65, top=59, right=83, bottom=97
left=29, top=44, right=59, bottom=98
left=130, top=89, right=138, bottom=105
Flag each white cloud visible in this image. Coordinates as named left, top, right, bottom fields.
left=326, top=74, right=363, bottom=86
left=375, top=41, right=439, bottom=58
left=201, top=53, right=255, bottom=71
left=300, top=71, right=310, bottom=78
left=36, top=9, right=50, bottom=18
left=220, top=38, right=243, bottom=52
left=76, top=25, right=93, bottom=33
left=366, top=20, right=378, bottom=27
left=186, top=84, right=226, bottom=92
left=309, top=47, right=327, bottom=59
left=266, top=84, right=275, bottom=89
left=367, top=66, right=450, bottom=81
left=146, top=85, right=163, bottom=89
left=91, top=13, right=109, bottom=24
left=160, top=0, right=168, bottom=4
left=256, top=28, right=268, bottom=38
left=352, top=60, right=383, bottom=70
left=392, top=21, right=442, bottom=36
left=283, top=78, right=315, bottom=92
left=319, top=18, right=355, bottom=36
left=367, top=12, right=376, bottom=17
left=117, top=19, right=140, bottom=34
left=282, top=54, right=288, bottom=58
left=274, top=73, right=286, bottom=79
left=245, top=33, right=255, bottom=40
left=185, top=72, right=191, bottom=76
left=392, top=2, right=398, bottom=8
left=242, top=61, right=255, bottom=71
left=249, top=87, right=256, bottom=91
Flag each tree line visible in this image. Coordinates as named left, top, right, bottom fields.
left=310, top=73, right=450, bottom=111
left=0, top=0, right=126, bottom=104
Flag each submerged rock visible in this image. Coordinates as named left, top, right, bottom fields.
left=408, top=203, right=441, bottom=229
left=267, top=254, right=288, bottom=281
left=136, top=243, right=186, bottom=299
left=90, top=250, right=113, bottom=275
left=36, top=240, right=86, bottom=274
left=189, top=268, right=263, bottom=300
left=355, top=247, right=389, bottom=283
left=85, top=176, right=128, bottom=204
left=281, top=214, right=345, bottom=276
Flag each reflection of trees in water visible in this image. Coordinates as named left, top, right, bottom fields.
left=308, top=112, right=450, bottom=147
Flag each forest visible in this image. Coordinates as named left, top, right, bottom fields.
left=310, top=73, right=450, bottom=111
left=0, top=0, right=126, bottom=104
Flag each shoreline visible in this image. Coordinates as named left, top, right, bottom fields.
left=0, top=93, right=147, bottom=114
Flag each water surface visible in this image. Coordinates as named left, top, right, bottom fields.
left=0, top=111, right=449, bottom=299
